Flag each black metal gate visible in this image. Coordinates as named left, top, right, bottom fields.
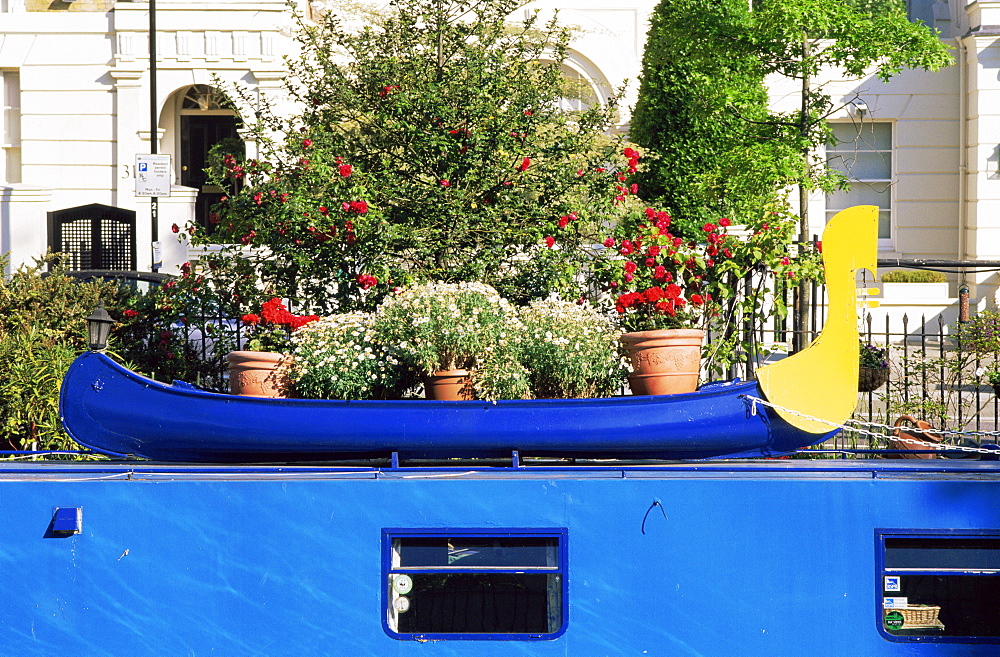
left=47, top=203, right=137, bottom=271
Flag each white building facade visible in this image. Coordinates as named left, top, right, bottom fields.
left=1, top=0, right=998, bottom=312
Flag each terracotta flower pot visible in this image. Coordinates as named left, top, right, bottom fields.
left=424, top=369, right=475, bottom=401
left=888, top=414, right=940, bottom=459
left=620, top=328, right=704, bottom=396
left=227, top=351, right=292, bottom=398
left=858, top=366, right=889, bottom=392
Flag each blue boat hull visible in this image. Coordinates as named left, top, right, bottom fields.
left=60, top=352, right=836, bottom=462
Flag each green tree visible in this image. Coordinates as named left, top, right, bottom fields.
left=750, top=0, right=952, bottom=240
left=633, top=0, right=951, bottom=231
left=196, top=0, right=630, bottom=313
left=630, top=0, right=801, bottom=227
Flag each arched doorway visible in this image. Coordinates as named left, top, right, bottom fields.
left=177, top=84, right=241, bottom=228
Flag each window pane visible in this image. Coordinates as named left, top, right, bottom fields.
left=878, top=209, right=890, bottom=240
left=394, top=573, right=561, bottom=634
left=883, top=575, right=1000, bottom=638
left=885, top=537, right=1000, bottom=570
left=827, top=182, right=889, bottom=209
left=829, top=122, right=891, bottom=151
left=395, top=537, right=559, bottom=568
left=827, top=151, right=891, bottom=180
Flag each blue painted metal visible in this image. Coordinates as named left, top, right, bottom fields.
left=51, top=507, right=82, bottom=534
left=59, top=352, right=836, bottom=462
left=0, top=459, right=998, bottom=655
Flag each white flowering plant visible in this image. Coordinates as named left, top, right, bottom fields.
left=288, top=312, right=417, bottom=400
left=374, top=282, right=520, bottom=374
left=513, top=299, right=627, bottom=398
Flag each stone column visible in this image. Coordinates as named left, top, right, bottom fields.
left=0, top=184, right=52, bottom=277
left=961, top=1, right=1000, bottom=306
left=156, top=184, right=198, bottom=276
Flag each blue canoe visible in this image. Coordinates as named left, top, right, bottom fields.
left=59, top=351, right=828, bottom=462
left=58, top=206, right=878, bottom=463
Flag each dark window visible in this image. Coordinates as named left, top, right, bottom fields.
left=383, top=529, right=567, bottom=640
left=878, top=531, right=1000, bottom=643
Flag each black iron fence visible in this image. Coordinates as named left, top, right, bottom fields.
left=127, top=259, right=1000, bottom=454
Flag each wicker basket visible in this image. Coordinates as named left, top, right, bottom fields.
left=858, top=366, right=890, bottom=392
left=900, top=605, right=941, bottom=625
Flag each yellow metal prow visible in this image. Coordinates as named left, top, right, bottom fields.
left=756, top=205, right=878, bottom=433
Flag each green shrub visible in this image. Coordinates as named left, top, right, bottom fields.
left=958, top=310, right=1000, bottom=355
left=881, top=269, right=947, bottom=283
left=0, top=254, right=125, bottom=453
left=0, top=327, right=80, bottom=452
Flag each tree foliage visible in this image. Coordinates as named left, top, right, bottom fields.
left=195, top=0, right=631, bottom=313
left=630, top=0, right=952, bottom=225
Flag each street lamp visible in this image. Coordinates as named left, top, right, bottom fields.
left=86, top=303, right=114, bottom=351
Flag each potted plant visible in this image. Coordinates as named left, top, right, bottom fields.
left=287, top=312, right=417, bottom=400
left=472, top=299, right=627, bottom=400
left=595, top=206, right=739, bottom=395
left=230, top=297, right=318, bottom=397
left=373, top=282, right=520, bottom=400
left=880, top=269, right=949, bottom=301
left=859, top=342, right=890, bottom=392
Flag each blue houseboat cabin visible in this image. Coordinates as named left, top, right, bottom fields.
left=1, top=458, right=999, bottom=655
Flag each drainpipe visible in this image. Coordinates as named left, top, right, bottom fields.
left=957, top=37, right=967, bottom=280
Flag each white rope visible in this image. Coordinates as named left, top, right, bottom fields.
left=742, top=395, right=1000, bottom=455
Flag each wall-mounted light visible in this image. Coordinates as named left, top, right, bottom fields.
left=86, top=302, right=113, bottom=351
left=852, top=101, right=869, bottom=118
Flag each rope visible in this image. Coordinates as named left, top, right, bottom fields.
left=742, top=395, right=1000, bottom=455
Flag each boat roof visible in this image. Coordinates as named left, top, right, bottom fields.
left=0, top=458, right=997, bottom=481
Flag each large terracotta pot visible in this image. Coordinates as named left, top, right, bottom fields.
left=887, top=414, right=940, bottom=459
left=424, top=369, right=475, bottom=401
left=227, top=351, right=292, bottom=398
left=620, top=328, right=705, bottom=396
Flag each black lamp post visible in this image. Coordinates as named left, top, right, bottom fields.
left=86, top=303, right=114, bottom=351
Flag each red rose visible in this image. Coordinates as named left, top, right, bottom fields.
left=171, top=223, right=180, bottom=233
left=544, top=235, right=555, bottom=248
left=123, top=309, right=139, bottom=318
left=241, top=313, right=261, bottom=325
left=302, top=139, right=313, bottom=148
left=339, top=164, right=352, bottom=178
left=518, top=157, right=531, bottom=171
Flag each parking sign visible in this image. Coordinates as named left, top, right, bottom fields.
left=135, top=154, right=172, bottom=197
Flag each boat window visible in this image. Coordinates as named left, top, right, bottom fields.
left=877, top=530, right=1000, bottom=643
left=382, top=529, right=567, bottom=640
